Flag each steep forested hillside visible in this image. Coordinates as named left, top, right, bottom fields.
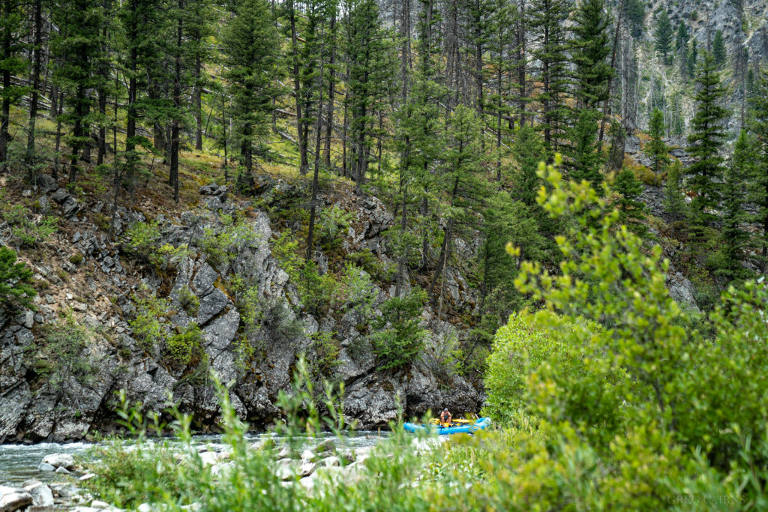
left=1, top=0, right=768, bottom=444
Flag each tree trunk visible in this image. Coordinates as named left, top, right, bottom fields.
left=0, top=0, right=10, bottom=172
left=599, top=0, right=623, bottom=147
left=517, top=0, right=526, bottom=127
left=307, top=46, right=326, bottom=262
left=429, top=175, right=460, bottom=302
left=323, top=12, right=336, bottom=169
left=194, top=54, right=203, bottom=150
left=53, top=90, right=63, bottom=179
left=289, top=0, right=307, bottom=175
left=26, top=0, right=44, bottom=171
left=169, top=0, right=182, bottom=203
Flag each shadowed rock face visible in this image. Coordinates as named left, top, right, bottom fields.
left=0, top=180, right=482, bottom=443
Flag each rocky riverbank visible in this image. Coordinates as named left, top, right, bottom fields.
left=0, top=433, right=415, bottom=512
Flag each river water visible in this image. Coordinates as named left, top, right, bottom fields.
left=0, top=431, right=388, bottom=487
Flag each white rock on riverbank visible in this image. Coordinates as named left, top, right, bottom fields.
left=0, top=486, right=33, bottom=512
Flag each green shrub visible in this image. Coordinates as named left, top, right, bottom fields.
left=370, top=288, right=427, bottom=371
left=347, top=249, right=397, bottom=283
left=124, top=221, right=162, bottom=258
left=167, top=324, right=203, bottom=366
left=0, top=246, right=35, bottom=312
left=1, top=202, right=57, bottom=247
left=69, top=252, right=84, bottom=265
left=125, top=221, right=190, bottom=271
left=297, top=262, right=337, bottom=317
left=334, top=263, right=377, bottom=320
left=38, top=313, right=98, bottom=391
left=310, top=330, right=341, bottom=376
left=130, top=293, right=171, bottom=350
left=177, top=285, right=200, bottom=317
left=200, top=214, right=258, bottom=270
left=318, top=204, right=353, bottom=251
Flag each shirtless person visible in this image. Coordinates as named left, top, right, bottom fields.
left=440, top=408, right=452, bottom=427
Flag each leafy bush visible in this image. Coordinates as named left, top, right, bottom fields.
left=347, top=249, right=397, bottom=283
left=0, top=246, right=35, bottom=312
left=130, top=291, right=204, bottom=366
left=310, top=330, right=341, bottom=376
left=38, top=313, right=98, bottom=391
left=124, top=221, right=162, bottom=258
left=1, top=202, right=57, bottom=247
left=483, top=156, right=768, bottom=505
left=200, top=214, right=258, bottom=270
left=177, top=285, right=200, bottom=317
left=130, top=293, right=171, bottom=350
left=334, top=263, right=377, bottom=320
left=124, top=220, right=192, bottom=271
left=370, top=288, right=427, bottom=371
left=318, top=204, right=353, bottom=251
left=166, top=324, right=203, bottom=366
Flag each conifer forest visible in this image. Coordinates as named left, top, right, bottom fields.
left=2, top=0, right=768, bottom=509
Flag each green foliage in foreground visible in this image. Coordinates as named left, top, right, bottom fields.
left=484, top=158, right=768, bottom=509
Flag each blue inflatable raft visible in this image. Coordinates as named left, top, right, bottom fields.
left=403, top=417, right=491, bottom=435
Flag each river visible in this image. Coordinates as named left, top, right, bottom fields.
left=0, top=431, right=388, bottom=487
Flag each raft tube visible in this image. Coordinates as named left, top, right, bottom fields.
left=403, top=417, right=491, bottom=435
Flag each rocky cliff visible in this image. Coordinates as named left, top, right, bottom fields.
left=0, top=176, right=482, bottom=443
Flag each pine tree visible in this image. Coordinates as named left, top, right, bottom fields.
left=345, top=0, right=392, bottom=192
left=222, top=0, right=280, bottom=190
left=712, top=29, right=726, bottom=68
left=529, top=0, right=569, bottom=153
left=511, top=125, right=545, bottom=208
left=712, top=129, right=750, bottom=280
left=428, top=105, right=487, bottom=304
left=645, top=108, right=668, bottom=174
left=0, top=0, right=26, bottom=171
left=747, top=68, right=768, bottom=271
left=675, top=22, right=688, bottom=52
left=571, top=0, right=612, bottom=112
left=567, top=109, right=602, bottom=189
left=51, top=0, right=104, bottom=182
left=654, top=9, right=673, bottom=65
left=687, top=38, right=698, bottom=77
left=185, top=0, right=215, bottom=152
left=614, top=167, right=645, bottom=233
left=664, top=159, right=686, bottom=223
left=118, top=0, right=163, bottom=197
left=623, top=0, right=644, bottom=38
left=687, top=51, right=729, bottom=232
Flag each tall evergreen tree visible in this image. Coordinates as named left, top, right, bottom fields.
left=712, top=129, right=750, bottom=280
left=712, top=30, right=726, bottom=68
left=654, top=9, right=673, bottom=65
left=222, top=0, right=280, bottom=190
left=428, top=105, right=487, bottom=305
left=675, top=21, right=688, bottom=52
left=664, top=159, right=686, bottom=223
left=118, top=0, right=163, bottom=197
left=0, top=0, right=26, bottom=171
left=567, top=109, right=602, bottom=188
left=614, top=167, right=645, bottom=234
left=686, top=51, right=729, bottom=231
left=51, top=0, right=104, bottom=182
left=571, top=0, right=612, bottom=112
left=345, top=0, right=391, bottom=192
left=645, top=108, right=668, bottom=174
left=529, top=0, right=569, bottom=153
left=747, top=68, right=768, bottom=271
left=687, top=38, right=698, bottom=77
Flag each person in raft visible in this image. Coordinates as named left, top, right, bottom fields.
left=440, top=408, right=452, bottom=427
